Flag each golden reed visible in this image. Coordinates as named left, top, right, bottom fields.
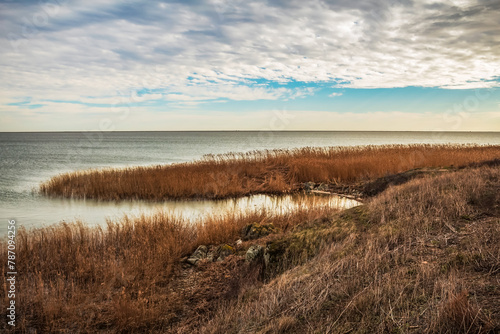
left=40, top=144, right=500, bottom=200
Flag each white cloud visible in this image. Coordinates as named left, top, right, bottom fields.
left=329, top=92, right=343, bottom=97
left=0, top=0, right=499, bottom=121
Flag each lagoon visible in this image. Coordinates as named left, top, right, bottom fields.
left=1, top=131, right=498, bottom=234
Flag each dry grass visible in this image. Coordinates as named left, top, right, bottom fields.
left=3, top=147, right=500, bottom=333
left=0, top=200, right=338, bottom=333
left=40, top=144, right=500, bottom=200
left=192, top=166, right=500, bottom=334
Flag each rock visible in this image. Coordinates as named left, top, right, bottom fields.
left=316, top=183, right=329, bottom=191
left=303, top=182, right=316, bottom=191
left=235, top=239, right=243, bottom=248
left=186, top=258, right=198, bottom=265
left=186, top=245, right=208, bottom=265
left=241, top=223, right=278, bottom=241
left=215, top=244, right=234, bottom=262
left=263, top=239, right=289, bottom=269
left=206, top=248, right=216, bottom=262
left=245, top=245, right=264, bottom=263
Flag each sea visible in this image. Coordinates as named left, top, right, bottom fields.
left=0, top=131, right=499, bottom=235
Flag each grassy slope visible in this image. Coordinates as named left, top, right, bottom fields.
left=40, top=144, right=500, bottom=201
left=196, top=165, right=500, bottom=334
left=0, top=205, right=340, bottom=333
left=2, top=165, right=499, bottom=333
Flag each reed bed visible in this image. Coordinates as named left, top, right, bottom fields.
left=0, top=201, right=339, bottom=332
left=2, top=161, right=500, bottom=332
left=40, top=144, right=500, bottom=201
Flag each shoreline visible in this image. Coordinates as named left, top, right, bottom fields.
left=1, top=145, right=499, bottom=332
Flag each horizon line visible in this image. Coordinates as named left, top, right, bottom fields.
left=1, top=130, right=499, bottom=134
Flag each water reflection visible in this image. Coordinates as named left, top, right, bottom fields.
left=222, top=193, right=360, bottom=217
left=0, top=193, right=360, bottom=235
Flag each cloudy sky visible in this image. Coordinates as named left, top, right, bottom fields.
left=1, top=0, right=499, bottom=131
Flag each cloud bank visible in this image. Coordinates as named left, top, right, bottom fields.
left=0, top=0, right=499, bottom=129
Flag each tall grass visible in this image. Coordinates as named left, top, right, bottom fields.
left=193, top=166, right=500, bottom=333
left=4, top=146, right=500, bottom=332
left=40, top=144, right=500, bottom=200
left=0, top=201, right=339, bottom=332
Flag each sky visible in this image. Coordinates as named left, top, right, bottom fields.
left=0, top=0, right=499, bottom=131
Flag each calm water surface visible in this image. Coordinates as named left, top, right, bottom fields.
left=0, top=131, right=498, bottom=235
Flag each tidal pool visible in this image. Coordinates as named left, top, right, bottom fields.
left=0, top=193, right=360, bottom=236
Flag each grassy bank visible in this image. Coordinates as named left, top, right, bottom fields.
left=3, top=158, right=500, bottom=332
left=40, top=144, right=500, bottom=200
left=0, top=202, right=339, bottom=333
left=199, top=164, right=500, bottom=333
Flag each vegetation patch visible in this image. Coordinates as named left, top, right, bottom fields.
left=3, top=146, right=500, bottom=333
left=39, top=144, right=500, bottom=201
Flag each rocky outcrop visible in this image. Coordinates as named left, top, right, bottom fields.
left=185, top=244, right=235, bottom=266
left=215, top=244, right=234, bottom=262
left=186, top=245, right=209, bottom=265
left=245, top=245, right=264, bottom=263
left=241, top=223, right=278, bottom=241
left=302, top=182, right=330, bottom=193
left=303, top=182, right=316, bottom=191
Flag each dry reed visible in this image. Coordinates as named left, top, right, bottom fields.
left=2, top=147, right=500, bottom=333
left=40, top=144, right=500, bottom=201
left=192, top=166, right=500, bottom=333
left=0, top=202, right=338, bottom=332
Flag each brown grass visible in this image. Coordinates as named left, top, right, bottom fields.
left=190, top=165, right=500, bottom=333
left=40, top=144, right=500, bottom=200
left=3, top=147, right=500, bottom=333
left=0, top=201, right=338, bottom=333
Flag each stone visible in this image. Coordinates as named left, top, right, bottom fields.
left=263, top=239, right=289, bottom=269
left=206, top=248, right=215, bottom=262
left=245, top=245, right=264, bottom=263
left=241, top=223, right=278, bottom=241
left=186, top=258, right=198, bottom=265
left=215, top=244, right=234, bottom=262
left=316, top=183, right=329, bottom=191
left=186, top=245, right=208, bottom=265
left=303, top=182, right=316, bottom=191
